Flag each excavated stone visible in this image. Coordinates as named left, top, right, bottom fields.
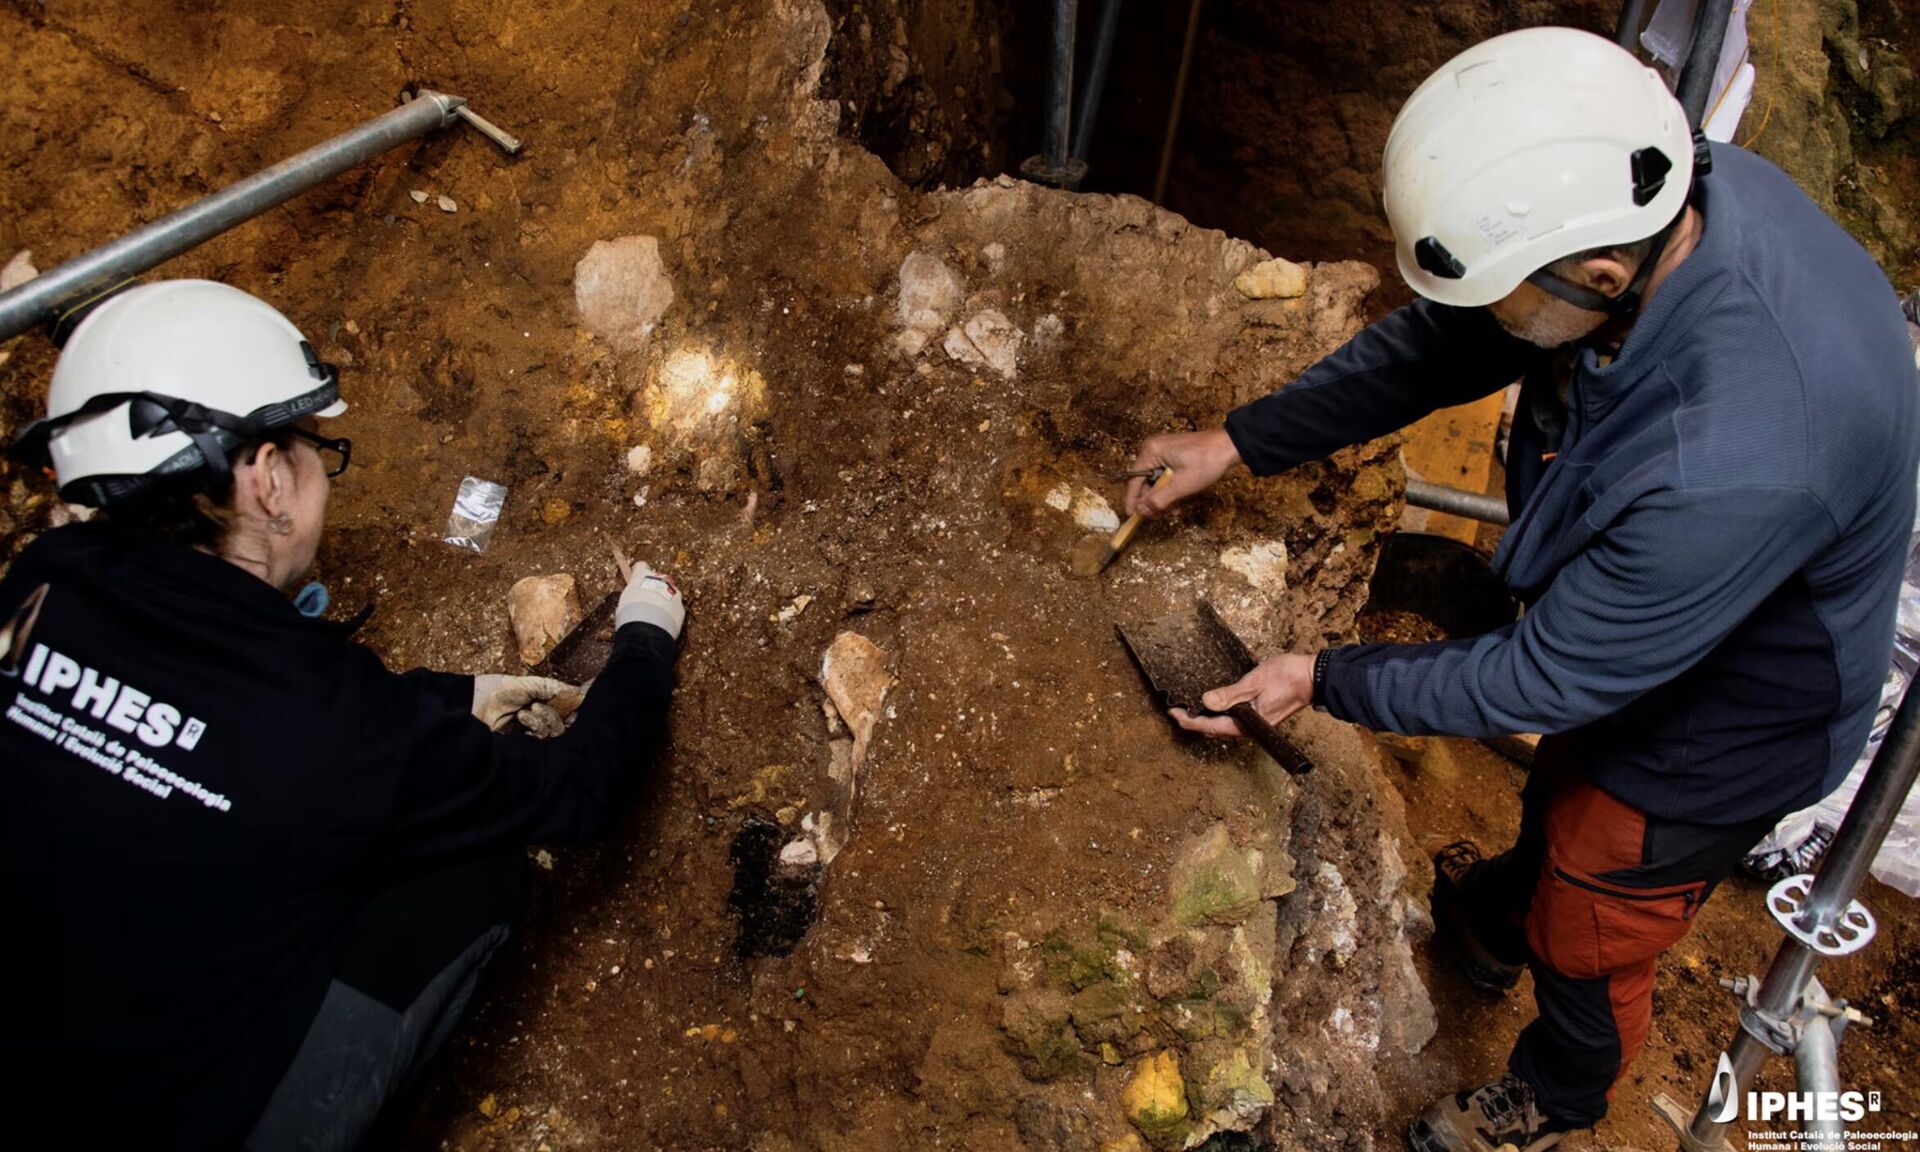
left=1, top=250, right=38, bottom=292
left=1220, top=539, right=1289, bottom=593
left=1233, top=257, right=1308, bottom=299
left=574, top=235, right=674, bottom=350
left=942, top=308, right=1022, bottom=378
left=822, top=631, right=891, bottom=772
left=896, top=250, right=963, bottom=342
left=1071, top=489, right=1120, bottom=533
left=1122, top=1050, right=1190, bottom=1148
left=1189, top=1043, right=1276, bottom=1126
left=508, top=574, right=583, bottom=667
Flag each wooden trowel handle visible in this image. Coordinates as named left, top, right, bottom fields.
left=1108, top=468, right=1177, bottom=553
left=1227, top=702, right=1315, bottom=776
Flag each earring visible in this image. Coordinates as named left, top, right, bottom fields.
left=268, top=514, right=293, bottom=535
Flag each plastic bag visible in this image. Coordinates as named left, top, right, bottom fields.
left=444, top=476, right=508, bottom=553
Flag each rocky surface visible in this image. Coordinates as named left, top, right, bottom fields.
left=1741, top=0, right=1918, bottom=288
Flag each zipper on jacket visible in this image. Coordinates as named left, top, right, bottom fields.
left=1553, top=866, right=1701, bottom=919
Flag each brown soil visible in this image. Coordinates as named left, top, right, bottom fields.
left=3, top=3, right=1917, bottom=1151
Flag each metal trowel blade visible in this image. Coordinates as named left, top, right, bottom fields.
left=535, top=589, right=620, bottom=684
left=1115, top=599, right=1254, bottom=714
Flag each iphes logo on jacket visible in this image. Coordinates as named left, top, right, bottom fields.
left=1, top=584, right=231, bottom=813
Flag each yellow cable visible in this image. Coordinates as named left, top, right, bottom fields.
left=1738, top=0, right=1781, bottom=149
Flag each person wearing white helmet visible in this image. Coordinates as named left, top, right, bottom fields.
left=1124, top=26, right=1918, bottom=1152
left=0, top=280, right=690, bottom=1150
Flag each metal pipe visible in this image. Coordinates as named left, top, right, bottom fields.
left=1675, top=0, right=1734, bottom=128
left=1071, top=0, right=1124, bottom=163
left=1682, top=684, right=1920, bottom=1149
left=1406, top=479, right=1511, bottom=526
left=1795, top=1016, right=1844, bottom=1148
left=1615, top=0, right=1651, bottom=50
left=1044, top=0, right=1077, bottom=174
left=1802, top=681, right=1920, bottom=932
left=1152, top=0, right=1203, bottom=205
left=1683, top=1028, right=1772, bottom=1150
left=0, top=91, right=468, bottom=343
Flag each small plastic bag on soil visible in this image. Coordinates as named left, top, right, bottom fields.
left=444, top=476, right=508, bottom=553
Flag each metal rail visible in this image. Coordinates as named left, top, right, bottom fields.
left=1151, top=0, right=1204, bottom=205
left=1071, top=0, right=1124, bottom=164
left=0, top=90, right=510, bottom=342
left=1405, top=479, right=1511, bottom=526
left=1022, top=0, right=1089, bottom=189
left=1615, top=0, right=1652, bottom=50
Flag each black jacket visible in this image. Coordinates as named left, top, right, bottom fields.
left=0, top=523, right=676, bottom=1148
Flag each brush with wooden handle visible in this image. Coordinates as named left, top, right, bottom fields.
left=1071, top=468, right=1175, bottom=577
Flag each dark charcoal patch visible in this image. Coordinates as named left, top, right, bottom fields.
left=728, top=815, right=823, bottom=959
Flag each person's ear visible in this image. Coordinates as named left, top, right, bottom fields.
left=246, top=442, right=294, bottom=519
left=1571, top=253, right=1633, bottom=298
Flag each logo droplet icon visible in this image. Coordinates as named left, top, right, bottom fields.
left=1707, top=1051, right=1740, bottom=1124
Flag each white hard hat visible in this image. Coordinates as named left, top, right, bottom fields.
left=1383, top=26, right=1698, bottom=308
left=18, top=280, right=346, bottom=506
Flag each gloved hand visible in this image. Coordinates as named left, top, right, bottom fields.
left=615, top=561, right=686, bottom=640
left=471, top=674, right=585, bottom=733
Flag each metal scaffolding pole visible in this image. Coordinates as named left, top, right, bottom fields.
left=1660, top=682, right=1920, bottom=1151
left=0, top=91, right=515, bottom=343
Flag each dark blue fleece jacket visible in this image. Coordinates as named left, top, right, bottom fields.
left=1224, top=144, right=1919, bottom=823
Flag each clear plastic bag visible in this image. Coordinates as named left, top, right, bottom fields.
left=443, top=476, right=508, bottom=553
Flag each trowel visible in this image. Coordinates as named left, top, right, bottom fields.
left=1117, top=599, right=1314, bottom=775
left=534, top=545, right=633, bottom=685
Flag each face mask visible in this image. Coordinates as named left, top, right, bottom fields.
left=293, top=581, right=329, bottom=619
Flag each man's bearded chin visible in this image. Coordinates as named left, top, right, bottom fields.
left=1494, top=299, right=1602, bottom=349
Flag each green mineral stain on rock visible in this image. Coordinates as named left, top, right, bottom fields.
left=1069, top=980, right=1137, bottom=1047
left=1193, top=1046, right=1276, bottom=1116
left=1000, top=989, right=1091, bottom=1082
left=1171, top=825, right=1261, bottom=928
left=1038, top=923, right=1135, bottom=990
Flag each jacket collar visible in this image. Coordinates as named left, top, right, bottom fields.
left=32, top=522, right=366, bottom=640
left=1575, top=143, right=1739, bottom=406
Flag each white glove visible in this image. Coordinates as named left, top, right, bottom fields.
left=471, top=674, right=585, bottom=733
left=615, top=561, right=685, bottom=640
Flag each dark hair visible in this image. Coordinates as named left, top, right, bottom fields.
left=93, top=432, right=291, bottom=550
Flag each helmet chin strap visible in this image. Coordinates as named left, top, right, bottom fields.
left=1523, top=210, right=1684, bottom=321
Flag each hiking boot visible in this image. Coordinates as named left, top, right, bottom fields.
left=1429, top=839, right=1524, bottom=995
left=1407, top=1072, right=1571, bottom=1152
